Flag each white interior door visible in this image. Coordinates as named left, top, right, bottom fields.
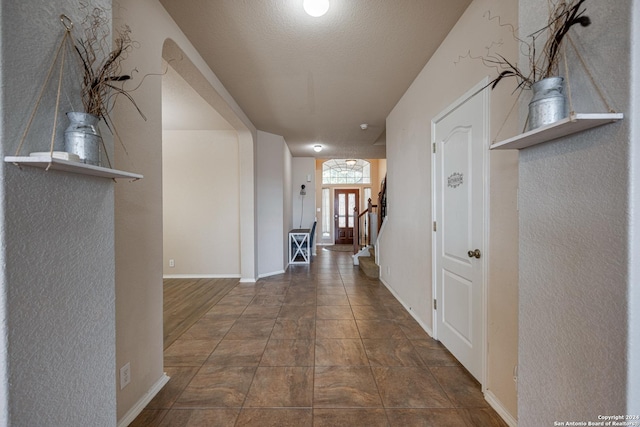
left=432, top=82, right=488, bottom=382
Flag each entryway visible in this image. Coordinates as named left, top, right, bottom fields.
left=334, top=189, right=359, bottom=245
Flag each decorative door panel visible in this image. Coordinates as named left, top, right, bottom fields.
left=433, top=82, right=487, bottom=382
left=334, top=189, right=358, bottom=244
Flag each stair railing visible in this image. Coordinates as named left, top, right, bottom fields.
left=353, top=198, right=378, bottom=254
left=378, top=175, right=387, bottom=232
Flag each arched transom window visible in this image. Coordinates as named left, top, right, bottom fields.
left=322, top=159, right=371, bottom=184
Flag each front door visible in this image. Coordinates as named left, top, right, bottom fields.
left=334, top=189, right=358, bottom=244
left=432, top=81, right=487, bottom=382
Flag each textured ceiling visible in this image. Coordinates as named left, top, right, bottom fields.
left=159, top=0, right=472, bottom=158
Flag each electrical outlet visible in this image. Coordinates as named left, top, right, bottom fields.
left=120, top=362, right=131, bottom=390
left=169, top=259, right=175, bottom=268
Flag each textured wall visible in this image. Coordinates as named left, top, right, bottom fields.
left=630, top=1, right=640, bottom=414
left=0, top=0, right=8, bottom=421
left=0, top=0, right=116, bottom=425
left=518, top=1, right=631, bottom=424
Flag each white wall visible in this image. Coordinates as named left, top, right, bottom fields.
left=378, top=159, right=387, bottom=186
left=283, top=145, right=293, bottom=265
left=257, top=130, right=290, bottom=277
left=163, top=130, right=240, bottom=277
left=112, top=0, right=258, bottom=422
left=380, top=0, right=519, bottom=420
left=518, top=1, right=633, bottom=424
left=292, top=158, right=317, bottom=231
left=0, top=0, right=116, bottom=425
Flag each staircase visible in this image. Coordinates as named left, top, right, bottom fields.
left=357, top=247, right=379, bottom=278
left=351, top=174, right=386, bottom=279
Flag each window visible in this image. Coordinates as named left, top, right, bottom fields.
left=322, top=188, right=331, bottom=238
left=364, top=187, right=372, bottom=207
left=322, top=159, right=371, bottom=185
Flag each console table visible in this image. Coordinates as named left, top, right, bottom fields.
left=289, top=228, right=310, bottom=264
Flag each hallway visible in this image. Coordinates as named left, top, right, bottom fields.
left=131, top=248, right=507, bottom=426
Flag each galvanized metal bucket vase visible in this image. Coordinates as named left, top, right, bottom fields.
left=527, top=77, right=567, bottom=131
left=64, top=112, right=102, bottom=166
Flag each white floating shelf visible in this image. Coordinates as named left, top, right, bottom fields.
left=4, top=155, right=143, bottom=180
left=490, top=113, right=624, bottom=150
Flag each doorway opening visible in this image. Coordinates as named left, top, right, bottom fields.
left=160, top=40, right=253, bottom=348
left=317, top=159, right=385, bottom=247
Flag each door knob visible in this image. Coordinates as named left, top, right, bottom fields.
left=467, top=249, right=481, bottom=259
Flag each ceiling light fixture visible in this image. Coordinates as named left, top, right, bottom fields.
left=345, top=159, right=357, bottom=167
left=313, top=144, right=323, bottom=152
left=360, top=123, right=368, bottom=130
left=303, top=0, right=330, bottom=17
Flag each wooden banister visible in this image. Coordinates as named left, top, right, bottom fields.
left=354, top=198, right=381, bottom=253
left=353, top=174, right=387, bottom=256
left=357, top=199, right=378, bottom=220
left=353, top=205, right=359, bottom=254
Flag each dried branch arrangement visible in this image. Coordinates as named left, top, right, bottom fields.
left=485, top=0, right=591, bottom=90
left=73, top=5, right=145, bottom=121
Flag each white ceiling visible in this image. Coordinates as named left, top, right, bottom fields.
left=159, top=0, right=473, bottom=158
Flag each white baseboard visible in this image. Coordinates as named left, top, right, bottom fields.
left=163, top=274, right=241, bottom=279
left=379, top=279, right=517, bottom=427
left=258, top=270, right=285, bottom=279
left=239, top=277, right=257, bottom=283
left=379, top=277, right=434, bottom=337
left=485, top=390, right=518, bottom=427
left=117, top=373, right=170, bottom=427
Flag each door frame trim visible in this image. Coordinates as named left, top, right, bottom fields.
left=430, top=77, right=490, bottom=388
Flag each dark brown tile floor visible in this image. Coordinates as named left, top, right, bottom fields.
left=131, top=248, right=508, bottom=427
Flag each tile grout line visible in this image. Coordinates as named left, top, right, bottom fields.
left=147, top=250, right=505, bottom=426
left=162, top=279, right=243, bottom=422
left=234, top=290, right=267, bottom=420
